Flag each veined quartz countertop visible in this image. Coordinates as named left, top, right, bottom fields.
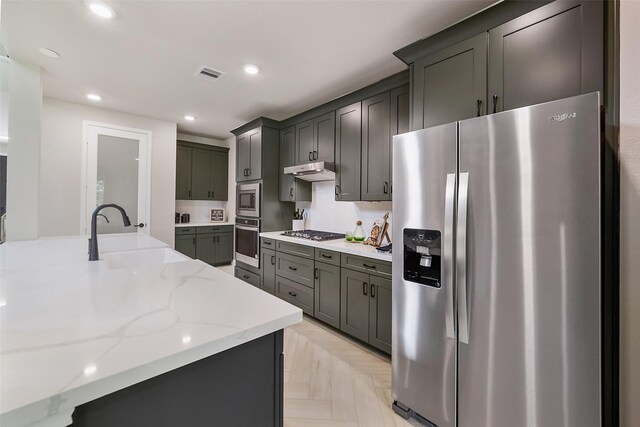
left=174, top=222, right=233, bottom=228
left=0, top=234, right=301, bottom=427
left=259, top=231, right=392, bottom=262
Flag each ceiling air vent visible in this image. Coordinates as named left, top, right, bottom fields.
left=194, top=66, right=225, bottom=82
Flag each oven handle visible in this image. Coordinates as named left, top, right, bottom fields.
left=235, top=224, right=259, bottom=232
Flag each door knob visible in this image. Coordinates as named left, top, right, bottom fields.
left=134, top=223, right=145, bottom=228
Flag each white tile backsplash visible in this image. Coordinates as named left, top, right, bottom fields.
left=175, top=200, right=229, bottom=223
left=295, top=181, right=392, bottom=237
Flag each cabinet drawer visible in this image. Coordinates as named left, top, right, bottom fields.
left=341, top=253, right=392, bottom=278
left=235, top=267, right=261, bottom=288
left=197, top=225, right=233, bottom=234
left=314, top=248, right=340, bottom=266
left=276, top=276, right=314, bottom=316
left=175, top=227, right=195, bottom=235
left=275, top=241, right=314, bottom=258
left=261, top=237, right=276, bottom=249
left=275, top=252, right=315, bottom=288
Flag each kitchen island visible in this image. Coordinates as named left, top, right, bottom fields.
left=0, top=234, right=302, bottom=427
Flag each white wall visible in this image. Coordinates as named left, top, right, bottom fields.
left=40, top=98, right=177, bottom=246
left=174, top=133, right=236, bottom=224
left=296, top=181, right=392, bottom=238
left=619, top=2, right=640, bottom=425
left=6, top=60, right=41, bottom=241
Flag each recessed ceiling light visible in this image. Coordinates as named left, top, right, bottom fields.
left=86, top=93, right=102, bottom=101
left=86, top=1, right=115, bottom=19
left=38, top=48, right=60, bottom=58
left=243, top=64, right=260, bottom=75
left=83, top=365, right=97, bottom=376
left=184, top=115, right=195, bottom=121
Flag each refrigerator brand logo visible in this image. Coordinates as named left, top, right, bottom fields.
left=548, top=112, right=577, bottom=122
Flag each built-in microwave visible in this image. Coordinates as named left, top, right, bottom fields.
left=236, top=183, right=260, bottom=218
left=235, top=217, right=260, bottom=268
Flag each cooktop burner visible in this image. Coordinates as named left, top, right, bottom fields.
left=281, top=230, right=345, bottom=242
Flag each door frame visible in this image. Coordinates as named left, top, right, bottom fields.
left=81, top=121, right=152, bottom=235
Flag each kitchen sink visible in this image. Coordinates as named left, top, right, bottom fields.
left=102, top=248, right=189, bottom=269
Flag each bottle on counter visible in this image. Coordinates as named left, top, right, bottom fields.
left=353, top=220, right=366, bottom=242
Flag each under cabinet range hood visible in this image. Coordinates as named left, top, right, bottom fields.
left=284, top=161, right=335, bottom=182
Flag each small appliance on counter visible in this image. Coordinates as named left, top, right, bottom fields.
left=180, top=213, right=190, bottom=224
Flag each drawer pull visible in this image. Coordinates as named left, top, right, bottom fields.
left=363, top=263, right=376, bottom=269
left=288, top=266, right=298, bottom=271
left=321, top=253, right=332, bottom=259
left=264, top=241, right=272, bottom=245
left=243, top=275, right=250, bottom=280
left=288, top=291, right=298, bottom=297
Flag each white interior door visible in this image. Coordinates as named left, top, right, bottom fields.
left=82, top=122, right=151, bottom=235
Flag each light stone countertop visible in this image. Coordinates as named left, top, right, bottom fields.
left=174, top=222, right=234, bottom=228
left=0, top=234, right=302, bottom=427
left=259, top=231, right=392, bottom=262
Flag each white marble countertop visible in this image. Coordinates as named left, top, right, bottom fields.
left=259, top=231, right=392, bottom=262
left=0, top=234, right=301, bottom=426
left=175, top=222, right=233, bottom=228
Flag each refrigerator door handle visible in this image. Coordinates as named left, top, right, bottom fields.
left=444, top=173, right=456, bottom=340
left=457, top=172, right=470, bottom=344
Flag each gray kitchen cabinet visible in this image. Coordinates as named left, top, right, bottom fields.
left=368, top=275, right=392, bottom=354
left=236, top=127, right=262, bottom=182
left=196, top=233, right=216, bottom=265
left=335, top=102, right=362, bottom=201
left=279, top=126, right=311, bottom=202
left=389, top=84, right=410, bottom=196
left=216, top=232, right=234, bottom=265
left=175, top=145, right=192, bottom=200
left=488, top=0, right=603, bottom=113
left=412, top=33, right=487, bottom=130
left=275, top=252, right=315, bottom=289
left=195, top=228, right=234, bottom=266
left=262, top=248, right=276, bottom=294
left=295, top=112, right=335, bottom=165
left=235, top=266, right=261, bottom=288
left=276, top=275, right=314, bottom=315
left=175, top=234, right=196, bottom=259
left=340, top=268, right=370, bottom=343
left=314, top=262, right=341, bottom=329
left=176, top=142, right=229, bottom=201
left=361, top=92, right=391, bottom=201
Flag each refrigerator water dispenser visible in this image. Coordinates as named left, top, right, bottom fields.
left=403, top=228, right=441, bottom=287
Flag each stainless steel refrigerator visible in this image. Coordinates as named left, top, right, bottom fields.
left=391, top=93, right=601, bottom=427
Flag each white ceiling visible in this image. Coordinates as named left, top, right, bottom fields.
left=2, top=0, right=494, bottom=139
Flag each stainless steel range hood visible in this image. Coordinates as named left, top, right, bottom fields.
left=283, top=161, right=335, bottom=182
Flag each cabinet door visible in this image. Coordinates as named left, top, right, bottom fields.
left=195, top=234, right=216, bottom=265
left=191, top=148, right=213, bottom=200
left=389, top=85, right=410, bottom=198
left=488, top=1, right=603, bottom=113
left=211, top=150, right=228, bottom=201
left=340, top=268, right=370, bottom=342
left=412, top=33, right=487, bottom=130
left=262, top=248, right=276, bottom=294
left=214, top=233, right=234, bottom=265
left=314, top=262, right=341, bottom=329
left=236, top=133, right=250, bottom=182
left=335, top=102, right=362, bottom=201
left=361, top=92, right=391, bottom=201
left=247, top=128, right=262, bottom=181
left=313, top=112, right=335, bottom=162
left=175, top=145, right=192, bottom=200
left=175, top=234, right=196, bottom=259
left=295, top=119, right=315, bottom=165
left=368, top=276, right=392, bottom=354
left=279, top=126, right=296, bottom=201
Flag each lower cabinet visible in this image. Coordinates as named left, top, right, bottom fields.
left=276, top=275, right=314, bottom=315
left=262, top=249, right=276, bottom=294
left=175, top=234, right=196, bottom=259
left=340, top=267, right=392, bottom=353
left=314, top=262, right=341, bottom=329
left=235, top=266, right=261, bottom=288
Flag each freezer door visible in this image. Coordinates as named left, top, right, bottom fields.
left=457, top=93, right=601, bottom=427
left=392, top=123, right=457, bottom=427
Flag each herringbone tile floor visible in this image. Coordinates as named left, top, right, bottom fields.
left=283, top=317, right=424, bottom=427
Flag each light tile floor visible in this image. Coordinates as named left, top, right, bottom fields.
left=284, top=317, right=426, bottom=427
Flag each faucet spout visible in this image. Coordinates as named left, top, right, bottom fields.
left=88, top=204, right=131, bottom=261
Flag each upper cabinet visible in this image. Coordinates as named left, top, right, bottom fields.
left=361, top=92, right=391, bottom=201
left=280, top=126, right=311, bottom=202
left=488, top=0, right=603, bottom=113
left=295, top=112, right=336, bottom=165
left=236, top=127, right=262, bottom=182
left=175, top=141, right=229, bottom=201
left=335, top=102, right=362, bottom=201
left=401, top=0, right=603, bottom=130
left=412, top=34, right=487, bottom=130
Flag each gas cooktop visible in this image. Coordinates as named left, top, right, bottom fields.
left=281, top=230, right=345, bottom=242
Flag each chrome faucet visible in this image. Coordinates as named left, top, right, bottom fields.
left=88, top=204, right=131, bottom=261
